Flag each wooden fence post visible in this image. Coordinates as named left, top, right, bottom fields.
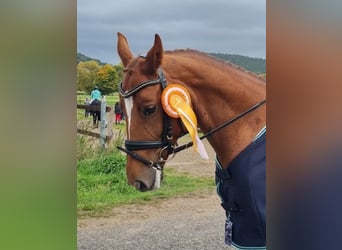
left=100, top=96, right=106, bottom=149
left=77, top=100, right=113, bottom=147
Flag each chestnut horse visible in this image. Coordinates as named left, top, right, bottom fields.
left=117, top=32, right=266, bottom=249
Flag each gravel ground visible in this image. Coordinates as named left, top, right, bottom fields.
left=77, top=191, right=229, bottom=250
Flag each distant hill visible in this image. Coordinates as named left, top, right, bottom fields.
left=209, top=53, right=266, bottom=74
left=77, top=53, right=107, bottom=66
left=77, top=52, right=265, bottom=74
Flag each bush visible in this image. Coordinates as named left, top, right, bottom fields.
left=78, top=152, right=126, bottom=175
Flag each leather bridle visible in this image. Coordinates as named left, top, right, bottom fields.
left=117, top=68, right=266, bottom=170
left=117, top=68, right=176, bottom=170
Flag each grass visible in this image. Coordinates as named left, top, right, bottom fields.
left=77, top=150, right=214, bottom=217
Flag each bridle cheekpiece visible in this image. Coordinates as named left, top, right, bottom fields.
left=117, top=68, right=176, bottom=170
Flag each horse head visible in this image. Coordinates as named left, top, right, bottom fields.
left=117, top=33, right=184, bottom=192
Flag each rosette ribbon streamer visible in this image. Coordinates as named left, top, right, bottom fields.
left=162, top=84, right=209, bottom=160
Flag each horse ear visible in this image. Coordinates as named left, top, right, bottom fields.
left=117, top=32, right=133, bottom=67
left=144, top=34, right=163, bottom=74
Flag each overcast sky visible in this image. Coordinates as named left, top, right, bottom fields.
left=77, top=0, right=265, bottom=65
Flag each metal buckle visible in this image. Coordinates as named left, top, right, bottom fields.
left=158, top=146, right=176, bottom=163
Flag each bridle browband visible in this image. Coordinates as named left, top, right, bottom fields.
left=117, top=68, right=266, bottom=170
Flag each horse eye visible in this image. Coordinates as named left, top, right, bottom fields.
left=143, top=105, right=156, bottom=116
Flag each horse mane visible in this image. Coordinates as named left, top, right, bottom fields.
left=164, top=49, right=265, bottom=81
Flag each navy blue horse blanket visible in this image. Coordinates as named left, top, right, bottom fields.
left=215, top=131, right=266, bottom=248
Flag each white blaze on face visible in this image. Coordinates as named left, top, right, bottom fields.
left=124, top=97, right=134, bottom=139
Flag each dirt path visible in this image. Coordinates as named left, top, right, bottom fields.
left=166, top=137, right=217, bottom=176
left=78, top=189, right=221, bottom=229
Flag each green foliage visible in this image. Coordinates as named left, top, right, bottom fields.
left=76, top=134, right=99, bottom=161
left=77, top=151, right=214, bottom=216
left=78, top=152, right=126, bottom=176
left=77, top=61, right=100, bottom=93
left=95, top=64, right=120, bottom=95
left=112, top=63, right=124, bottom=91
left=77, top=53, right=124, bottom=95
left=209, top=53, right=266, bottom=74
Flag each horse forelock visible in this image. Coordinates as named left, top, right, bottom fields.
left=122, top=57, right=143, bottom=91
left=123, top=56, right=159, bottom=89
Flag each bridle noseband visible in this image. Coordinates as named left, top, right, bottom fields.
left=117, top=68, right=266, bottom=171
left=117, top=68, right=176, bottom=170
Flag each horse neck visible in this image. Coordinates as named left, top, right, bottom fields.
left=163, top=52, right=266, bottom=167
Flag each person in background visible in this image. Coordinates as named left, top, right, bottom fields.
left=114, top=102, right=122, bottom=124
left=89, top=86, right=102, bottom=127
left=90, top=85, right=102, bottom=103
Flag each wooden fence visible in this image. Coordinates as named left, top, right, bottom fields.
left=77, top=97, right=113, bottom=148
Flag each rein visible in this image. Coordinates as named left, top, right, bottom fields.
left=117, top=68, right=266, bottom=170
left=173, top=99, right=266, bottom=153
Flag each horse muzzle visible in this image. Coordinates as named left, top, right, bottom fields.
left=132, top=165, right=164, bottom=192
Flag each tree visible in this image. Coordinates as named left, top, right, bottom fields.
left=95, top=64, right=116, bottom=95
left=112, top=63, right=124, bottom=92
left=77, top=60, right=124, bottom=96
left=77, top=61, right=100, bottom=93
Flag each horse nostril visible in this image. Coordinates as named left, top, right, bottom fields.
left=134, top=181, right=148, bottom=192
